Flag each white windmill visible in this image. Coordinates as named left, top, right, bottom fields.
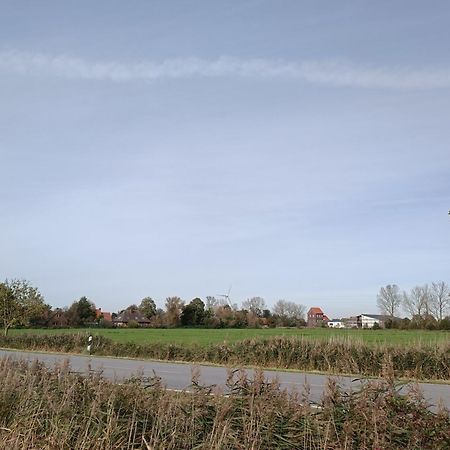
left=217, top=285, right=233, bottom=309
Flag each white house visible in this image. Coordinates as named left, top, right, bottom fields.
left=327, top=319, right=345, bottom=328
left=357, top=314, right=387, bottom=328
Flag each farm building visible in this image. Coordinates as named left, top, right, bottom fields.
left=113, top=309, right=151, bottom=327
left=357, top=314, right=391, bottom=328
left=307, top=307, right=328, bottom=327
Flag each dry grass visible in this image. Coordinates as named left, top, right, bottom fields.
left=1, top=333, right=449, bottom=381
left=0, top=356, right=448, bottom=449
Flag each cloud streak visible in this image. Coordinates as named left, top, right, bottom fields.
left=1, top=49, right=450, bottom=89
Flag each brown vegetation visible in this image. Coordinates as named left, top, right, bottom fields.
left=0, top=356, right=448, bottom=449
left=1, top=333, right=449, bottom=381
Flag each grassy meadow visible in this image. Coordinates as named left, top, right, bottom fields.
left=8, top=326, right=450, bottom=347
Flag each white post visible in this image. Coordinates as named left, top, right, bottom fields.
left=87, top=335, right=93, bottom=355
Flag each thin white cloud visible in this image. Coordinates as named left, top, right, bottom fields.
left=1, top=49, right=450, bottom=89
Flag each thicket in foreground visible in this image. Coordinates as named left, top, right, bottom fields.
left=0, top=357, right=448, bottom=449
left=1, top=333, right=449, bottom=380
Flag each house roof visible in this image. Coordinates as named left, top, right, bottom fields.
left=308, top=307, right=324, bottom=314
left=360, top=314, right=399, bottom=321
left=96, top=308, right=112, bottom=321
left=102, top=312, right=112, bottom=321
left=113, top=309, right=150, bottom=323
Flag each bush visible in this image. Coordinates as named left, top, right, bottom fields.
left=97, top=318, right=114, bottom=328
left=438, top=317, right=450, bottom=330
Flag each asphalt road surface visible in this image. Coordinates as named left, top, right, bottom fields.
left=1, top=349, right=449, bottom=410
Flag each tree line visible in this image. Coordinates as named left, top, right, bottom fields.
left=2, top=278, right=449, bottom=335
left=0, top=279, right=307, bottom=334
left=152, top=295, right=307, bottom=328
left=91, top=296, right=306, bottom=329
left=377, top=281, right=450, bottom=329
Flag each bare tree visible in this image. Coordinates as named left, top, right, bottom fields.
left=205, top=296, right=227, bottom=311
left=376, top=284, right=402, bottom=318
left=242, top=297, right=266, bottom=317
left=403, top=285, right=431, bottom=320
left=273, top=300, right=306, bottom=322
left=273, top=299, right=288, bottom=318
left=430, top=281, right=450, bottom=321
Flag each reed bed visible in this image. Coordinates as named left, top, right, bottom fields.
left=1, top=333, right=449, bottom=381
left=0, top=356, right=448, bottom=449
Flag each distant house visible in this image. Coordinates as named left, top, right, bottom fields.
left=307, top=307, right=327, bottom=327
left=112, top=309, right=151, bottom=327
left=96, top=308, right=112, bottom=322
left=357, top=314, right=393, bottom=328
left=48, top=308, right=68, bottom=328
left=327, top=319, right=345, bottom=328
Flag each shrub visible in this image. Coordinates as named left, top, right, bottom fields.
left=438, top=317, right=450, bottom=330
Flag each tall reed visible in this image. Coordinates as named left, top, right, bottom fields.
left=1, top=333, right=449, bottom=380
left=0, top=357, right=448, bottom=449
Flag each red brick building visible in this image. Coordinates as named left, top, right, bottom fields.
left=307, top=307, right=327, bottom=327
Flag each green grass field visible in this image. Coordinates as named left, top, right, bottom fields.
left=9, top=327, right=450, bottom=347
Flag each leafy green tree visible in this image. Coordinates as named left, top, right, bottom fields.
left=66, top=296, right=96, bottom=326
left=180, top=298, right=206, bottom=326
left=139, top=297, right=157, bottom=319
left=28, top=303, right=52, bottom=327
left=0, top=283, right=16, bottom=336
left=0, top=279, right=47, bottom=336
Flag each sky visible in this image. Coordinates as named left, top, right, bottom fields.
left=1, top=1, right=450, bottom=318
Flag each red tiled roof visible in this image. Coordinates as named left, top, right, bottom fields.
left=308, top=307, right=324, bottom=314
left=96, top=308, right=112, bottom=321
left=102, top=312, right=112, bottom=322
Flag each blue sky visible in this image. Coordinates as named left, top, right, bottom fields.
left=1, top=1, right=449, bottom=317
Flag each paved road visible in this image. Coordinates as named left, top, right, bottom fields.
left=1, top=349, right=449, bottom=410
